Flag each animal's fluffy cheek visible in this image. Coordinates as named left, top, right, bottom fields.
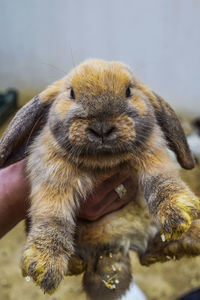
left=69, top=120, right=89, bottom=144
left=130, top=95, right=148, bottom=116
left=115, top=115, right=136, bottom=142
left=54, top=98, right=74, bottom=119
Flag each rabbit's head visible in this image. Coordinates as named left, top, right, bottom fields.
left=48, top=59, right=155, bottom=167
left=0, top=59, right=195, bottom=170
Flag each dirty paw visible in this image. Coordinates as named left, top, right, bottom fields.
left=159, top=208, right=192, bottom=241
left=158, top=194, right=200, bottom=241
left=141, top=219, right=200, bottom=266
left=140, top=234, right=179, bottom=266
left=21, top=245, right=68, bottom=294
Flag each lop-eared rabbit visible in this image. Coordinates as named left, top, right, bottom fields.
left=1, top=59, right=200, bottom=300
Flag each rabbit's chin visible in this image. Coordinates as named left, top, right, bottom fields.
left=54, top=136, right=135, bottom=167
left=67, top=144, right=133, bottom=159
left=65, top=145, right=134, bottom=170
left=72, top=140, right=134, bottom=156
left=68, top=154, right=132, bottom=170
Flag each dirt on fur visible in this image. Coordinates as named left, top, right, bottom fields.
left=0, top=108, right=200, bottom=300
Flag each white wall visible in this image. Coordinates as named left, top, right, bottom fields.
left=0, top=0, right=200, bottom=114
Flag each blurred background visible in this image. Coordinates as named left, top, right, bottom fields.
left=0, top=0, right=200, bottom=114
left=0, top=1, right=200, bottom=300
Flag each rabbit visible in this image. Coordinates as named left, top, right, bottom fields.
left=0, top=59, right=200, bottom=300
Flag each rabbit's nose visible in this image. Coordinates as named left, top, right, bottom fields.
left=87, top=123, right=116, bottom=142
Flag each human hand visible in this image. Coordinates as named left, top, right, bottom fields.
left=79, top=172, right=137, bottom=221
left=0, top=159, right=137, bottom=237
left=0, top=159, right=29, bottom=238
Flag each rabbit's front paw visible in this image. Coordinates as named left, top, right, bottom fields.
left=157, top=193, right=200, bottom=241
left=21, top=242, right=69, bottom=294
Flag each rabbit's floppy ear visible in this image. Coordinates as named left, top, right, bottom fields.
left=138, top=84, right=194, bottom=169
left=0, top=78, right=64, bottom=168
left=0, top=95, right=51, bottom=168
left=147, top=91, right=195, bottom=169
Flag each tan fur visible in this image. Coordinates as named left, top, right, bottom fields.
left=137, top=83, right=161, bottom=110
left=55, top=97, right=73, bottom=118
left=0, top=59, right=199, bottom=299
left=69, top=120, right=89, bottom=144
left=40, top=77, right=67, bottom=103
left=77, top=199, right=155, bottom=247
left=115, top=115, right=136, bottom=142
left=71, top=60, right=131, bottom=98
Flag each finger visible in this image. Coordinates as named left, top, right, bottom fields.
left=79, top=187, right=117, bottom=219
left=79, top=176, right=136, bottom=218
left=99, top=176, right=137, bottom=214
left=90, top=178, right=137, bottom=218
left=121, top=177, right=138, bottom=201
left=79, top=176, right=137, bottom=220
left=103, top=184, right=137, bottom=213
left=85, top=172, right=129, bottom=206
left=97, top=189, right=136, bottom=218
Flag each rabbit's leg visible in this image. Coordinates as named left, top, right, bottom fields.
left=21, top=188, right=76, bottom=294
left=140, top=219, right=200, bottom=265
left=83, top=246, right=132, bottom=300
left=144, top=173, right=199, bottom=241
left=141, top=151, right=200, bottom=241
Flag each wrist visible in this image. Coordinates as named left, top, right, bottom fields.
left=0, top=160, right=29, bottom=237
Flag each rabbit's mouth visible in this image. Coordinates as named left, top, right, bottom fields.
left=87, top=143, right=129, bottom=155
left=70, top=140, right=134, bottom=158
left=63, top=141, right=135, bottom=169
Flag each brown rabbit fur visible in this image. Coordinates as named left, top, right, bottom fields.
left=0, top=59, right=200, bottom=300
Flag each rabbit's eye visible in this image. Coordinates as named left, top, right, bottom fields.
left=126, top=87, right=131, bottom=98
left=70, top=88, right=75, bottom=100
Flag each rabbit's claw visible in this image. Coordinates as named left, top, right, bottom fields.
left=141, top=219, right=200, bottom=266
left=157, top=193, right=200, bottom=241
left=21, top=242, right=68, bottom=294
